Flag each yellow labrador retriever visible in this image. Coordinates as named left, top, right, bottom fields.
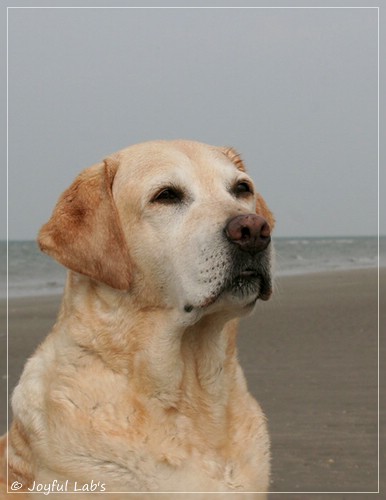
left=1, top=140, right=275, bottom=499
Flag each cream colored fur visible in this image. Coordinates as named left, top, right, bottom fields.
left=1, top=140, right=274, bottom=499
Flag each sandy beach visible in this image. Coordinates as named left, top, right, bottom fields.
left=1, top=267, right=383, bottom=498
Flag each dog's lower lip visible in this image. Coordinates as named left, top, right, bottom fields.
left=238, top=269, right=258, bottom=278
left=197, top=270, right=263, bottom=309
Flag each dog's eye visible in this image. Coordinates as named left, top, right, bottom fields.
left=152, top=188, right=183, bottom=204
left=234, top=182, right=253, bottom=197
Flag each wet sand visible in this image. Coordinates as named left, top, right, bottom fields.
left=0, top=268, right=383, bottom=498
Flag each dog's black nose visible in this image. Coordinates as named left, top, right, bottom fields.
left=225, top=214, right=271, bottom=253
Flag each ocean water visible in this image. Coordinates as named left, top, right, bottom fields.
left=1, top=237, right=384, bottom=299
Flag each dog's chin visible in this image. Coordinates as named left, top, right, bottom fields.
left=192, top=270, right=272, bottom=314
left=226, top=270, right=272, bottom=302
left=222, top=272, right=272, bottom=310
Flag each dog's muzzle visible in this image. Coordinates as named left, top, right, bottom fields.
left=184, top=214, right=273, bottom=313
left=224, top=214, right=272, bottom=302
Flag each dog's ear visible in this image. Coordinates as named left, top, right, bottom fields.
left=222, top=147, right=246, bottom=172
left=256, top=193, right=275, bottom=231
left=38, top=157, right=132, bottom=290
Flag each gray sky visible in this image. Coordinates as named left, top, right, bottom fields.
left=4, top=3, right=382, bottom=239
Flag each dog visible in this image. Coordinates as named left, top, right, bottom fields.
left=1, top=140, right=275, bottom=499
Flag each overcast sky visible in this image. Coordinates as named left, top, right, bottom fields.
left=4, top=3, right=382, bottom=239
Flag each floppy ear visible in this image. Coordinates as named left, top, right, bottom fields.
left=38, top=157, right=132, bottom=290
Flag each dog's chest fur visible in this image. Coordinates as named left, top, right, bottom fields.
left=11, top=321, right=269, bottom=494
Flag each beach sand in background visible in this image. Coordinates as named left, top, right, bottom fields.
left=1, top=268, right=384, bottom=498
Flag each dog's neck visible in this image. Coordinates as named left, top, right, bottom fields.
left=57, top=272, right=241, bottom=409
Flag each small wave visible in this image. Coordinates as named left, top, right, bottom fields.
left=287, top=239, right=310, bottom=245
left=336, top=239, right=354, bottom=245
left=348, top=256, right=377, bottom=264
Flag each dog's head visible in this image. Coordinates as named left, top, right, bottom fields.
left=39, top=140, right=275, bottom=318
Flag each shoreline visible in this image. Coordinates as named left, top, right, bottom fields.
left=1, top=267, right=383, bottom=495
left=2, top=264, right=384, bottom=302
